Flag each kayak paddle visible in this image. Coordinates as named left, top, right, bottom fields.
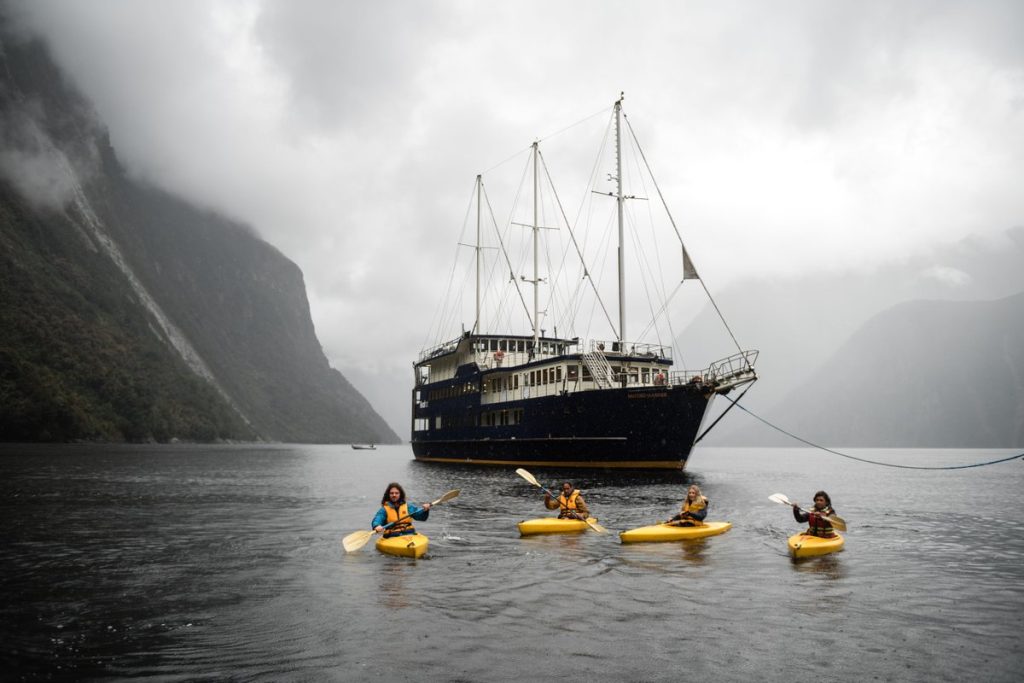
left=342, top=489, right=460, bottom=553
left=515, top=468, right=608, bottom=534
left=769, top=492, right=847, bottom=531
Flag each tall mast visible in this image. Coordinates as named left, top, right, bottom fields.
left=615, top=94, right=626, bottom=344
left=532, top=141, right=540, bottom=347
left=474, top=174, right=481, bottom=334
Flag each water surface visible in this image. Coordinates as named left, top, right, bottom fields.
left=2, top=444, right=1022, bottom=681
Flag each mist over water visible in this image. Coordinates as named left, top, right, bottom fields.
left=2, top=444, right=1021, bottom=681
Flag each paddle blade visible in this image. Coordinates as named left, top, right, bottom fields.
left=342, top=529, right=375, bottom=553
left=432, top=489, right=460, bottom=505
left=769, top=493, right=792, bottom=506
left=515, top=468, right=541, bottom=488
left=586, top=519, right=609, bottom=534
left=827, top=515, right=848, bottom=532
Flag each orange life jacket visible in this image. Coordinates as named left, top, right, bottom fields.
left=384, top=502, right=414, bottom=537
left=557, top=490, right=582, bottom=518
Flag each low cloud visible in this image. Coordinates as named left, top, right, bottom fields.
left=919, top=265, right=972, bottom=288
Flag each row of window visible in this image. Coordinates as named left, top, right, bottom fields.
left=412, top=409, right=527, bottom=432
left=427, top=383, right=478, bottom=401
left=474, top=339, right=570, bottom=355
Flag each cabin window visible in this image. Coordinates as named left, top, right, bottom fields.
left=582, top=366, right=592, bottom=380
left=500, top=339, right=507, bottom=352
left=513, top=374, right=519, bottom=389
left=517, top=340, right=524, bottom=352
left=642, top=369, right=650, bottom=384
left=435, top=416, right=443, bottom=429
left=567, top=366, right=579, bottom=381
left=556, top=367, right=562, bottom=383
left=414, top=418, right=429, bottom=432
left=542, top=369, right=549, bottom=384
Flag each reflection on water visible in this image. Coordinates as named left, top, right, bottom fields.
left=789, top=554, right=847, bottom=580
left=680, top=538, right=710, bottom=565
left=378, top=559, right=413, bottom=610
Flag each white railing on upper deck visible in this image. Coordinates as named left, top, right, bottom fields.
left=589, top=340, right=673, bottom=360
left=668, top=350, right=759, bottom=390
left=418, top=335, right=463, bottom=364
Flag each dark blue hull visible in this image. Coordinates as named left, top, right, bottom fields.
left=411, top=384, right=714, bottom=470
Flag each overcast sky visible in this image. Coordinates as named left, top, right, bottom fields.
left=12, top=0, right=1024, bottom=435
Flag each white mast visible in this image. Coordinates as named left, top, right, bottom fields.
left=532, top=141, right=540, bottom=347
left=615, top=94, right=626, bottom=345
left=474, top=174, right=481, bottom=334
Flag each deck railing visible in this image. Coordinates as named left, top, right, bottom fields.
left=588, top=340, right=673, bottom=360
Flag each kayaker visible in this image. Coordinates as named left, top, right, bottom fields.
left=792, top=490, right=837, bottom=538
left=372, top=482, right=431, bottom=538
left=666, top=484, right=708, bottom=526
left=544, top=482, right=590, bottom=520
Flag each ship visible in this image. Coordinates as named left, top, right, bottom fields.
left=411, top=96, right=757, bottom=470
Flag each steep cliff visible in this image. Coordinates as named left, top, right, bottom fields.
left=0, top=22, right=398, bottom=443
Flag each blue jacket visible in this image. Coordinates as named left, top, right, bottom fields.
left=372, top=501, right=430, bottom=536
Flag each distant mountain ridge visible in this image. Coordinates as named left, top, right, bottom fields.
left=721, top=291, right=1024, bottom=447
left=0, top=21, right=398, bottom=443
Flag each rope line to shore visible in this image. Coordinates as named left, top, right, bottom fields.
left=720, top=394, right=1024, bottom=470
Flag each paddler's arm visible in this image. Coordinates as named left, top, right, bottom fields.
left=407, top=502, right=431, bottom=521
left=792, top=503, right=809, bottom=523
left=543, top=493, right=561, bottom=511
left=371, top=507, right=387, bottom=533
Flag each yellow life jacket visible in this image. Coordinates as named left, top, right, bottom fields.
left=558, top=490, right=582, bottom=513
left=384, top=502, right=414, bottom=537
left=682, top=496, right=707, bottom=514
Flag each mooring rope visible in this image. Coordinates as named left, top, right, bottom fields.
left=720, top=394, right=1024, bottom=470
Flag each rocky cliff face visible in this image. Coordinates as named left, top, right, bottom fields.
left=0, top=23, right=398, bottom=443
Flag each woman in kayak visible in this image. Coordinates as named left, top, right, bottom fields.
left=544, top=481, right=590, bottom=520
left=372, top=482, right=431, bottom=538
left=792, top=490, right=837, bottom=538
left=666, top=484, right=708, bottom=526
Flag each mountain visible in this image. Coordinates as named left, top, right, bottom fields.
left=673, top=223, right=1024, bottom=447
left=0, top=19, right=399, bottom=444
left=716, top=291, right=1024, bottom=447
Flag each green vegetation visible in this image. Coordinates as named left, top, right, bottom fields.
left=0, top=31, right=398, bottom=444
left=0, top=184, right=256, bottom=442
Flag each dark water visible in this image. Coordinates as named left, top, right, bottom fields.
left=2, top=444, right=1022, bottom=682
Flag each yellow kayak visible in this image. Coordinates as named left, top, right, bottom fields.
left=375, top=533, right=429, bottom=559
left=619, top=521, right=732, bottom=544
left=517, top=517, right=599, bottom=536
left=788, top=532, right=844, bottom=558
